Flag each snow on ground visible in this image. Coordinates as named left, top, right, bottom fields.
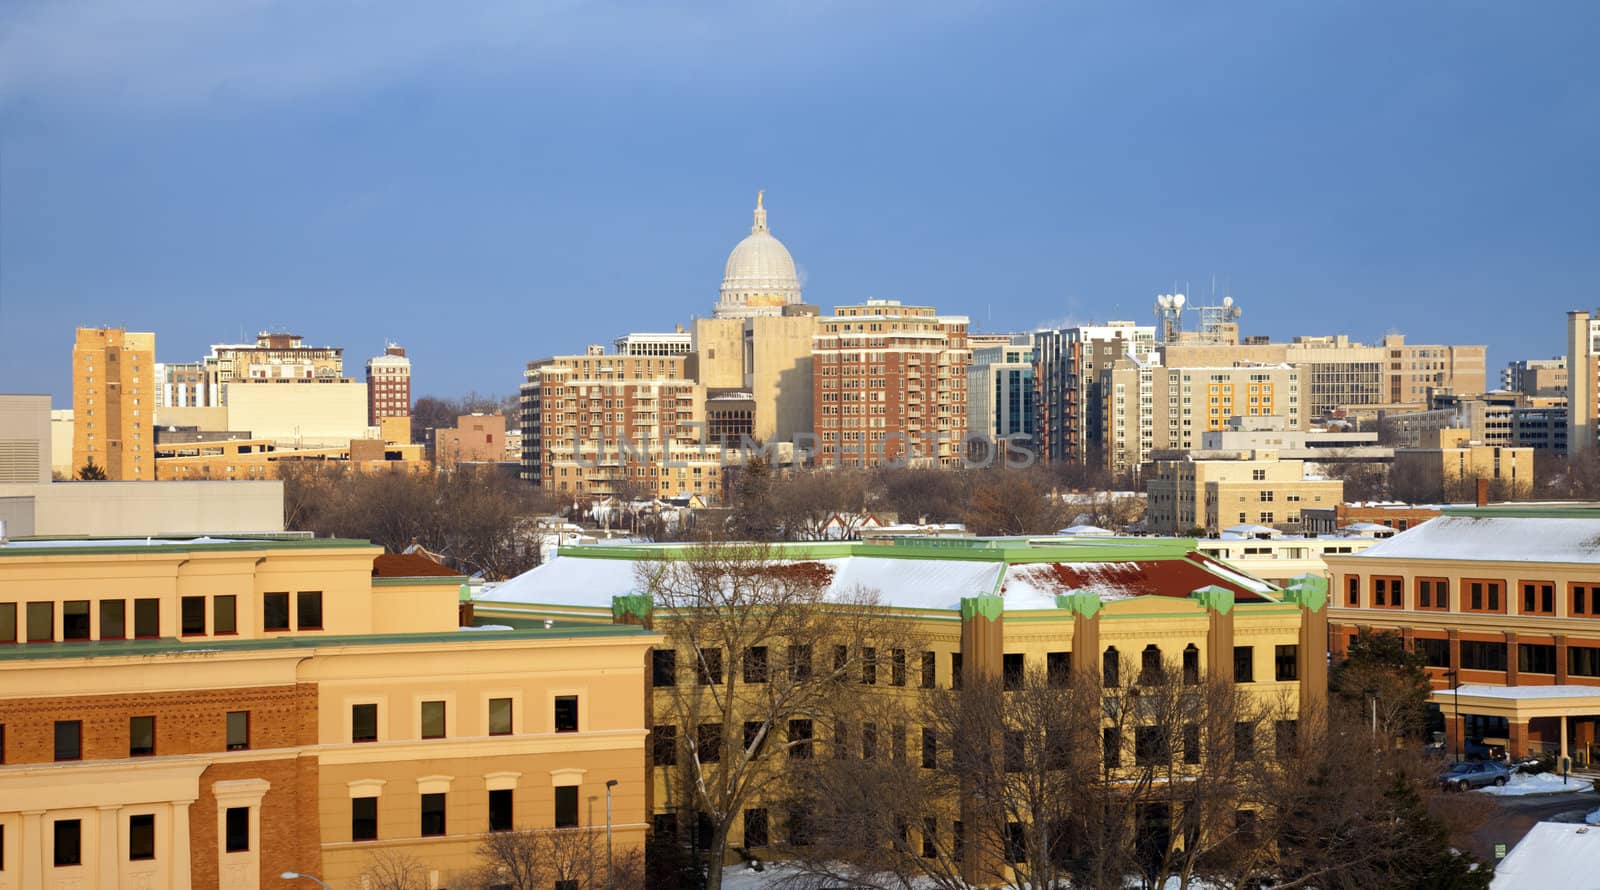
left=1584, top=806, right=1600, bottom=825
left=1476, top=771, right=1594, bottom=796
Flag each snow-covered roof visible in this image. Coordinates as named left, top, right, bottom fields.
left=1220, top=524, right=1279, bottom=539
left=1447, top=684, right=1600, bottom=701
left=1491, top=821, right=1600, bottom=889
left=1057, top=524, right=1114, bottom=536
left=1356, top=515, right=1600, bottom=564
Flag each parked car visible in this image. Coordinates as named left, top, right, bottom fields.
left=1440, top=760, right=1512, bottom=791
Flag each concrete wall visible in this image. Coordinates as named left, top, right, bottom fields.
left=224, top=382, right=370, bottom=447
left=154, top=405, right=230, bottom=432
left=50, top=410, right=74, bottom=478
left=0, top=395, right=51, bottom=484
left=747, top=315, right=817, bottom=442
left=0, top=480, right=285, bottom=536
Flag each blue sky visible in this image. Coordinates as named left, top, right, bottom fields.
left=2, top=0, right=1596, bottom=403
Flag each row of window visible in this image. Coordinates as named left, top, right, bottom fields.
left=354, top=787, right=577, bottom=842
left=0, top=591, right=322, bottom=643
left=4, top=807, right=250, bottom=869
left=0, top=696, right=579, bottom=765
left=1346, top=577, right=1600, bottom=617
left=1413, top=639, right=1600, bottom=677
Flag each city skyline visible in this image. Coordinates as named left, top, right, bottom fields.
left=3, top=1, right=1596, bottom=402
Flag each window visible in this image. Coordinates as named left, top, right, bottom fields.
left=1048, top=651, right=1071, bottom=687
left=1103, top=647, right=1120, bottom=688
left=556, top=882, right=579, bottom=890
left=297, top=591, right=323, bottom=630
left=1520, top=582, right=1556, bottom=616
left=1573, top=584, right=1598, bottom=616
left=1461, top=641, right=1508, bottom=671
left=1417, top=579, right=1449, bottom=611
left=1519, top=644, right=1557, bottom=674
left=263, top=592, right=290, bottom=631
left=697, top=723, right=722, bottom=763
left=1274, top=645, right=1299, bottom=682
left=788, top=719, right=813, bottom=759
left=421, top=701, right=446, bottom=739
left=489, top=789, right=513, bottom=832
left=1103, top=727, right=1122, bottom=768
left=226, top=711, right=250, bottom=751
left=225, top=807, right=250, bottom=852
left=130, top=716, right=155, bottom=757
left=998, top=649, right=1024, bottom=691
left=1183, top=724, right=1201, bottom=765
left=55, top=720, right=81, bottom=761
left=1466, top=580, right=1504, bottom=613
left=922, top=817, right=939, bottom=859
left=1571, top=646, right=1600, bottom=678
left=554, top=786, right=578, bottom=828
left=1418, top=637, right=1450, bottom=668
left=352, top=703, right=378, bottom=743
left=1274, top=720, right=1298, bottom=759
left=862, top=647, right=877, bottom=684
left=652, top=649, right=677, bottom=686
left=743, top=721, right=766, bottom=757
left=1005, top=823, right=1026, bottom=864
left=180, top=596, right=206, bottom=635
left=26, top=602, right=52, bottom=642
left=133, top=598, right=159, bottom=638
left=922, top=728, right=937, bottom=769
left=951, top=652, right=963, bottom=689
left=741, top=645, right=769, bottom=684
left=1371, top=577, right=1403, bottom=608
left=788, top=644, right=813, bottom=681
left=63, top=601, right=90, bottom=640
left=421, top=793, right=446, bottom=836
left=488, top=698, right=513, bottom=736
left=1345, top=576, right=1359, bottom=607
left=744, top=808, right=769, bottom=848
left=554, top=696, right=579, bottom=733
left=696, top=648, right=723, bottom=685
left=1136, top=726, right=1169, bottom=766
left=1140, top=645, right=1164, bottom=684
left=653, top=725, right=678, bottom=766
left=0, top=602, right=17, bottom=642
left=1234, top=722, right=1255, bottom=758
left=207, top=594, right=235, bottom=634
left=352, top=797, right=378, bottom=841
left=129, top=814, right=155, bottom=860
left=862, top=722, right=878, bottom=760
left=921, top=651, right=937, bottom=688
left=891, top=648, right=907, bottom=687
left=54, top=819, right=81, bottom=866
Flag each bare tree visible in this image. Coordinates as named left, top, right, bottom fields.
left=961, top=466, right=1072, bottom=536
left=639, top=541, right=917, bottom=890
left=470, top=826, right=641, bottom=890
left=361, top=849, right=431, bottom=890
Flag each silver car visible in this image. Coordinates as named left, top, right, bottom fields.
left=1440, top=760, right=1512, bottom=791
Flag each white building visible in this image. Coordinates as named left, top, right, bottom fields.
left=715, top=191, right=804, bottom=319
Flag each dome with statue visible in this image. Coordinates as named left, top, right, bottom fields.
left=716, top=191, right=802, bottom=318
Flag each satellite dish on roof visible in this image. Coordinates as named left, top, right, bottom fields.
left=1173, top=293, right=1186, bottom=308
left=1222, top=295, right=1233, bottom=309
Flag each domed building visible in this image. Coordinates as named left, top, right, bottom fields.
left=716, top=191, right=803, bottom=318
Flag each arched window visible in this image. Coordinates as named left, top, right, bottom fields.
left=1140, top=644, right=1164, bottom=685
left=1183, top=644, right=1201, bottom=685
left=1103, top=646, right=1120, bottom=688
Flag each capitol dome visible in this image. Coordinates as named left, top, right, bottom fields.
left=717, top=191, right=802, bottom=318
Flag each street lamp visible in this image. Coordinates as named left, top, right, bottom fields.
left=1444, top=668, right=1462, bottom=762
left=281, top=873, right=332, bottom=890
left=605, top=778, right=619, bottom=888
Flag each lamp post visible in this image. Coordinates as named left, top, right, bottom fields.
left=1445, top=668, right=1462, bottom=762
left=605, top=778, right=619, bottom=888
left=281, top=873, right=333, bottom=890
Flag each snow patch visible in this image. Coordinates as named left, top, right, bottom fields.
left=1476, top=771, right=1594, bottom=796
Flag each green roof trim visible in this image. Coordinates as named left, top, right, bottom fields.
left=612, top=593, right=653, bottom=623
left=371, top=575, right=470, bottom=587
left=1281, top=574, right=1328, bottom=612
left=1190, top=585, right=1236, bottom=615
left=0, top=625, right=656, bottom=663
left=960, top=595, right=1004, bottom=621
left=1054, top=591, right=1103, bottom=618
left=0, top=536, right=379, bottom=558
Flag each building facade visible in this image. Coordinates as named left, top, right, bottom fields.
left=966, top=336, right=1035, bottom=446
left=1034, top=323, right=1157, bottom=465
left=434, top=413, right=507, bottom=469
left=72, top=328, right=157, bottom=481
left=1146, top=451, right=1345, bottom=536
left=1100, top=362, right=1301, bottom=477
left=364, top=345, right=412, bottom=427
left=0, top=535, right=658, bottom=888
left=715, top=192, right=803, bottom=320
left=812, top=300, right=971, bottom=468
left=1503, top=358, right=1567, bottom=398
left=1390, top=428, right=1535, bottom=501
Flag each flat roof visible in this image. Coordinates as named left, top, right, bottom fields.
left=0, top=535, right=376, bottom=558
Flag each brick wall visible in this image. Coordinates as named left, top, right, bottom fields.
left=190, top=755, right=321, bottom=890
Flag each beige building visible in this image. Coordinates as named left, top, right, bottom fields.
left=0, top=396, right=52, bottom=485
left=73, top=328, right=157, bottom=481
left=813, top=300, right=971, bottom=468
left=1568, top=310, right=1600, bottom=454
left=1146, top=450, right=1345, bottom=535
left=1391, top=428, right=1535, bottom=502
left=692, top=312, right=818, bottom=444
left=0, top=534, right=658, bottom=888
left=49, top=410, right=73, bottom=479
left=1035, top=322, right=1158, bottom=464
left=155, top=437, right=429, bottom=481
left=1100, top=360, right=1301, bottom=477
left=1194, top=530, right=1377, bottom=587
left=206, top=332, right=344, bottom=389
left=435, top=413, right=507, bottom=468
left=223, top=381, right=370, bottom=448
left=364, top=344, right=412, bottom=427
left=1503, top=358, right=1567, bottom=398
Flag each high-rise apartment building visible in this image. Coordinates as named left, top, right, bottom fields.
left=364, top=343, right=412, bottom=426
left=614, top=330, right=693, bottom=357
left=72, top=327, right=156, bottom=480
left=154, top=361, right=211, bottom=408
left=204, top=332, right=344, bottom=393
left=812, top=299, right=971, bottom=468
left=967, top=335, right=1035, bottom=445
left=1145, top=451, right=1344, bottom=535
left=1100, top=359, right=1301, bottom=478
left=1034, top=322, right=1157, bottom=465
left=519, top=351, right=726, bottom=500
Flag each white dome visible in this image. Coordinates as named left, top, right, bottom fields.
left=717, top=191, right=801, bottom=318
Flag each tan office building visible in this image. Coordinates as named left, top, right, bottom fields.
left=0, top=535, right=658, bottom=888
left=1100, top=361, right=1301, bottom=476
left=72, top=328, right=157, bottom=481
left=1391, top=428, right=1535, bottom=501
left=435, top=413, right=507, bottom=468
left=692, top=313, right=818, bottom=444
left=1146, top=451, right=1344, bottom=535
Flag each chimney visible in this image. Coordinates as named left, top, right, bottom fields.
left=1476, top=478, right=1489, bottom=507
